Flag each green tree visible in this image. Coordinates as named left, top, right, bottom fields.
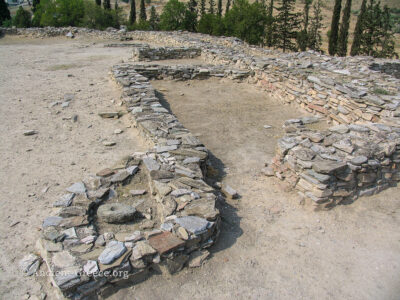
left=379, top=5, right=397, bottom=58
left=198, top=13, right=224, bottom=35
left=129, top=0, right=136, bottom=24
left=159, top=0, right=186, bottom=30
left=82, top=0, right=123, bottom=29
left=32, top=0, right=40, bottom=12
left=274, top=0, right=301, bottom=52
left=308, top=0, right=322, bottom=51
left=95, top=0, right=101, bottom=5
left=208, top=0, right=215, bottom=14
left=103, top=0, right=111, bottom=10
left=225, top=0, right=231, bottom=14
left=265, top=0, right=274, bottom=47
left=149, top=5, right=159, bottom=29
left=14, top=6, right=32, bottom=28
left=297, top=0, right=313, bottom=51
left=217, top=0, right=222, bottom=16
left=350, top=0, right=367, bottom=56
left=185, top=0, right=198, bottom=31
left=224, top=0, right=268, bottom=45
left=140, top=0, right=147, bottom=20
left=115, top=0, right=118, bottom=10
left=359, top=0, right=382, bottom=56
left=0, top=0, right=11, bottom=25
left=337, top=0, right=352, bottom=56
left=328, top=0, right=342, bottom=55
left=200, top=0, right=206, bottom=16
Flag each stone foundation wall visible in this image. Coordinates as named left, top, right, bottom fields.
left=132, top=46, right=201, bottom=61
left=126, top=64, right=251, bottom=81
left=267, top=120, right=400, bottom=208
left=34, top=63, right=221, bottom=298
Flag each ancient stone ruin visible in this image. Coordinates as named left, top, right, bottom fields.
left=3, top=27, right=399, bottom=298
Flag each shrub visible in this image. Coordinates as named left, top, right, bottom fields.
left=159, top=0, right=186, bottom=31
left=14, top=6, right=32, bottom=28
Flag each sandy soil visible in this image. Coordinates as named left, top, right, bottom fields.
left=0, top=36, right=400, bottom=300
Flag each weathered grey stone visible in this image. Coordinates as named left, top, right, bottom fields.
left=175, top=216, right=213, bottom=235
left=142, top=157, right=160, bottom=172
left=312, top=160, right=347, bottom=174
left=53, top=193, right=75, bottom=207
left=351, top=155, right=368, bottom=165
left=97, top=203, right=136, bottom=223
left=66, top=182, right=86, bottom=194
left=42, top=216, right=63, bottom=228
left=19, top=254, right=41, bottom=276
left=98, top=241, right=127, bottom=265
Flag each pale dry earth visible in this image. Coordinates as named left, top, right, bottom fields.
left=0, top=36, right=400, bottom=300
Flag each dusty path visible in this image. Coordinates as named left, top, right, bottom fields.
left=0, top=37, right=399, bottom=300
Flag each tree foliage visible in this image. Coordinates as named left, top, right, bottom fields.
left=149, top=6, right=159, bottom=30
left=224, top=0, right=268, bottom=45
left=129, top=0, right=136, bottom=24
left=159, top=0, right=187, bottom=30
left=14, top=6, right=32, bottom=28
left=337, top=0, right=352, bottom=56
left=308, top=0, right=323, bottom=51
left=328, top=0, right=342, bottom=55
left=274, top=0, right=301, bottom=52
left=140, top=0, right=147, bottom=21
left=0, top=0, right=11, bottom=26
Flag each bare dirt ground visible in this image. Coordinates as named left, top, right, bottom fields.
left=1, top=36, right=400, bottom=300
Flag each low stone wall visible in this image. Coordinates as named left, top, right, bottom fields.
left=268, top=120, right=400, bottom=208
left=132, top=46, right=201, bottom=61
left=127, top=64, right=251, bottom=81
left=35, top=64, right=221, bottom=298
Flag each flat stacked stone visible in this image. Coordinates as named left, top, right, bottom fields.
left=269, top=120, right=400, bottom=208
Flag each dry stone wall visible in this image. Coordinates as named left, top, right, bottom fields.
left=132, top=46, right=201, bottom=61
left=267, top=119, right=400, bottom=208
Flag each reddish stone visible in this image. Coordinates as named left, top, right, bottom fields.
left=148, top=232, right=185, bottom=255
left=308, top=103, right=329, bottom=115
left=96, top=168, right=116, bottom=177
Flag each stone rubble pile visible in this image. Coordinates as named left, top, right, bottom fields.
left=132, top=45, right=201, bottom=61
left=269, top=119, right=400, bottom=208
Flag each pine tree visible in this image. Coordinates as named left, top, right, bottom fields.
left=103, top=0, right=111, bottom=10
left=328, top=0, right=342, bottom=55
left=130, top=0, right=136, bottom=24
left=149, top=5, right=160, bottom=30
left=185, top=0, right=198, bottom=31
left=208, top=0, right=215, bottom=14
left=266, top=0, right=274, bottom=47
left=297, top=0, right=312, bottom=51
left=95, top=0, right=101, bottom=6
left=350, top=0, right=367, bottom=56
left=274, top=0, right=301, bottom=52
left=32, top=0, right=40, bottom=12
left=337, top=0, right=352, bottom=56
left=308, top=0, right=322, bottom=51
left=0, top=0, right=11, bottom=25
left=188, top=0, right=197, bottom=12
left=225, top=0, right=231, bottom=14
left=200, top=0, right=206, bottom=16
left=217, top=0, right=222, bottom=16
left=360, top=0, right=381, bottom=57
left=140, top=0, right=147, bottom=21
left=379, top=5, right=397, bottom=58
